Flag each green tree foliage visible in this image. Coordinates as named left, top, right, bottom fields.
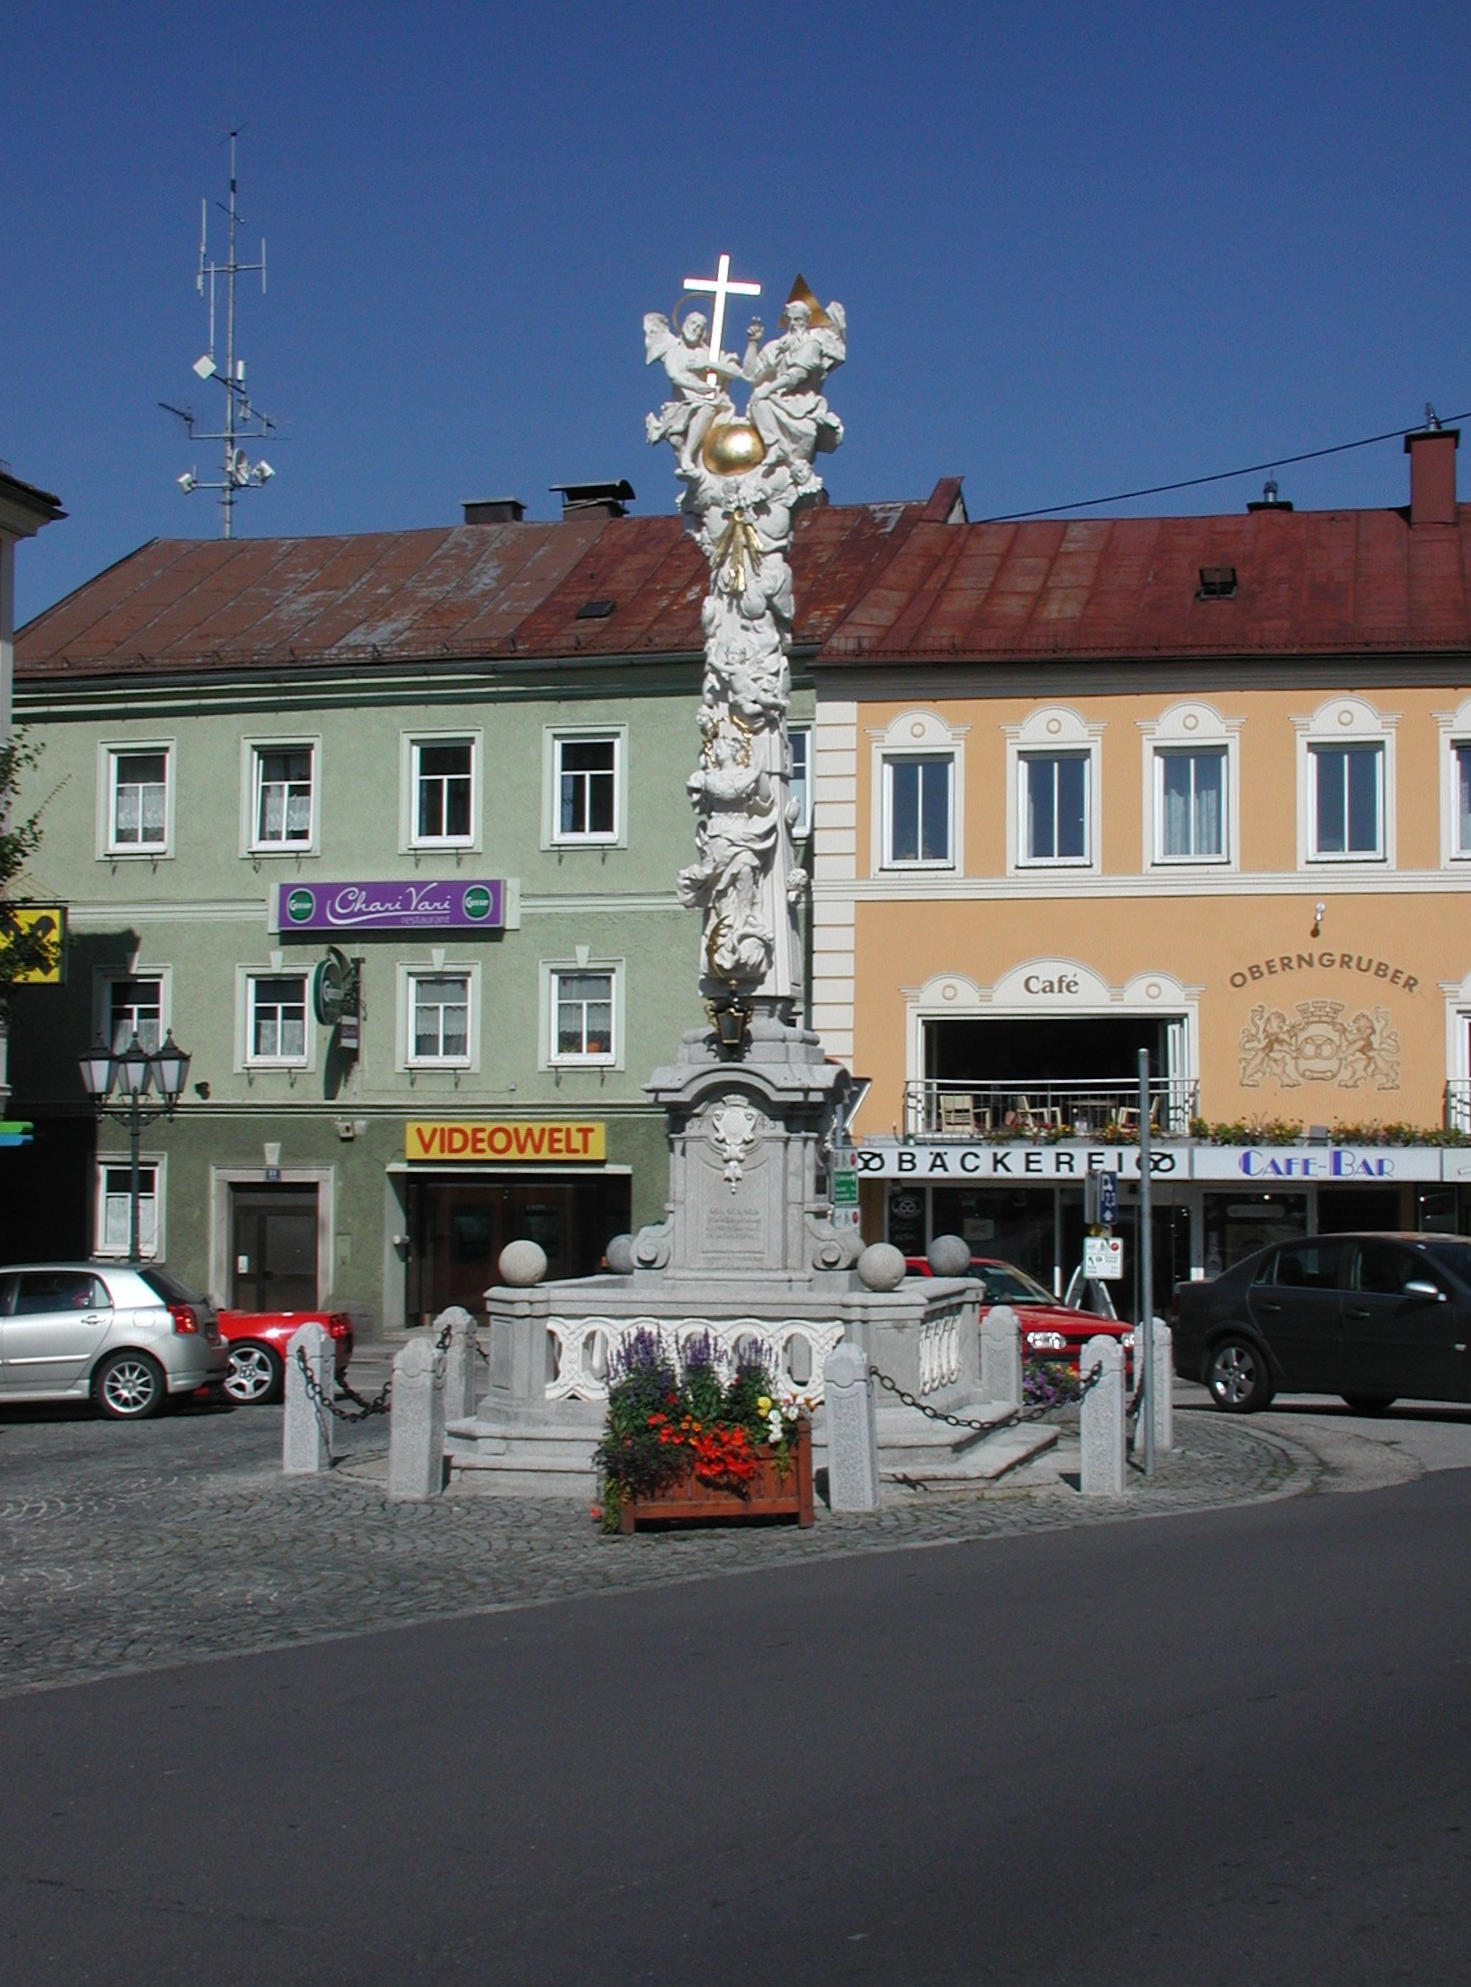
left=0, top=733, right=58, bottom=1011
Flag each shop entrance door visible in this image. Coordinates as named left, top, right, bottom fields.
left=230, top=1188, right=320, bottom=1311
left=406, top=1175, right=631, bottom=1324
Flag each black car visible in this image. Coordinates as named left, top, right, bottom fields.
left=1172, top=1231, right=1471, bottom=1413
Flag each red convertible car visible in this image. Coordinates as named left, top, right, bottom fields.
left=218, top=1309, right=355, bottom=1404
left=904, top=1255, right=1134, bottom=1368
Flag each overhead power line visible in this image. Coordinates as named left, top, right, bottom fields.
left=982, top=408, right=1471, bottom=523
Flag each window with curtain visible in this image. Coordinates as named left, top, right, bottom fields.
left=109, top=750, right=168, bottom=849
left=253, top=746, right=314, bottom=846
left=1156, top=747, right=1226, bottom=860
left=410, top=973, right=471, bottom=1063
left=552, top=970, right=615, bottom=1060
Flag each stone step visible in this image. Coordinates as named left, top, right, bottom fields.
left=879, top=1423, right=1060, bottom=1485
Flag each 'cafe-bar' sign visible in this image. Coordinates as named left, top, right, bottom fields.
left=276, top=880, right=506, bottom=932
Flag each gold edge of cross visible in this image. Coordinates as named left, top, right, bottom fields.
left=682, top=252, right=762, bottom=388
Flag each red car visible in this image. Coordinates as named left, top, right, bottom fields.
left=903, top=1255, right=1134, bottom=1369
left=218, top=1309, right=355, bottom=1404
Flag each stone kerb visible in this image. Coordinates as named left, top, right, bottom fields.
left=283, top=1321, right=334, bottom=1475
left=980, top=1302, right=1022, bottom=1410
left=1080, top=1334, right=1126, bottom=1497
left=388, top=1337, right=448, bottom=1501
left=823, top=1340, right=881, bottom=1512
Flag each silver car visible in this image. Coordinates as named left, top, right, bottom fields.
left=0, top=1262, right=229, bottom=1419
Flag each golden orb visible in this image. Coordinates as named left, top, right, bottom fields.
left=701, top=420, right=766, bottom=475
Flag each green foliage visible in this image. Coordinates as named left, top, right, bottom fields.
left=0, top=732, right=59, bottom=1008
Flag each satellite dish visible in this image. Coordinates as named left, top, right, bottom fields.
left=313, top=946, right=358, bottom=1026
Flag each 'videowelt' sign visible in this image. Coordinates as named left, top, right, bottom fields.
left=276, top=879, right=505, bottom=932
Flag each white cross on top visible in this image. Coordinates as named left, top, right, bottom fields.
left=682, top=253, right=761, bottom=385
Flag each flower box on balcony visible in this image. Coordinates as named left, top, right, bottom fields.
left=617, top=1420, right=815, bottom=1533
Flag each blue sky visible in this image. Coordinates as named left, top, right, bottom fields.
left=4, top=1, right=1469, bottom=620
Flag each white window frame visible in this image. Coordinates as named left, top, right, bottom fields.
left=1139, top=702, right=1240, bottom=870
left=868, top=711, right=967, bottom=878
left=94, top=966, right=172, bottom=1054
left=94, top=1154, right=165, bottom=1260
left=396, top=959, right=482, bottom=1073
left=399, top=730, right=482, bottom=852
left=242, top=736, right=320, bottom=857
left=542, top=725, right=627, bottom=848
left=788, top=724, right=813, bottom=837
left=1436, top=697, right=1471, bottom=866
left=1005, top=708, right=1103, bottom=874
left=1295, top=698, right=1396, bottom=869
left=98, top=740, right=175, bottom=859
left=237, top=964, right=314, bottom=1071
left=882, top=753, right=954, bottom=869
left=540, top=956, right=623, bottom=1069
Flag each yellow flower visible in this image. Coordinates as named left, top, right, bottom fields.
left=756, top=1396, right=772, bottom=1414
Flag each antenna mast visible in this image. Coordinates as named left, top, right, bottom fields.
left=161, top=130, right=279, bottom=537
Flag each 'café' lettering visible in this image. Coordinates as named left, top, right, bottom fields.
left=1023, top=972, right=1080, bottom=995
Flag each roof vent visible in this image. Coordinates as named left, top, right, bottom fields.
left=1197, top=566, right=1238, bottom=599
left=462, top=496, right=526, bottom=525
left=551, top=479, right=635, bottom=519
left=1246, top=478, right=1293, bottom=514
left=575, top=598, right=616, bottom=620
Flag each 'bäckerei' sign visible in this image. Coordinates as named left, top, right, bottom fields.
left=405, top=1120, right=605, bottom=1162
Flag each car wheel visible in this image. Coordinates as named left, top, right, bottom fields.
left=224, top=1342, right=283, bottom=1405
left=1206, top=1336, right=1274, bottom=1413
left=93, top=1351, right=168, bottom=1421
left=1341, top=1393, right=1396, bottom=1415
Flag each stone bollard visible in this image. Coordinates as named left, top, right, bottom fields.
left=823, top=1340, right=881, bottom=1512
left=283, top=1321, right=334, bottom=1475
left=1079, top=1333, right=1126, bottom=1497
left=980, top=1302, right=1022, bottom=1409
left=388, top=1336, right=448, bottom=1501
left=1132, top=1320, right=1174, bottom=1457
left=435, top=1306, right=480, bottom=1421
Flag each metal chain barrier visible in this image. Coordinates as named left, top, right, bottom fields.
left=293, top=1313, right=470, bottom=1424
left=868, top=1358, right=1102, bottom=1438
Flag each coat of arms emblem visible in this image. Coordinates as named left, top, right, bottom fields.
left=1238, top=1000, right=1400, bottom=1090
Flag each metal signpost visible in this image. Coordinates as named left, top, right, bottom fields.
left=1137, top=1046, right=1156, bottom=1477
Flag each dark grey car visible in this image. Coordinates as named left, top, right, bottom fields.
left=1172, top=1231, right=1471, bottom=1413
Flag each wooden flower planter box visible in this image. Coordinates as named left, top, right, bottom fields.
left=617, top=1421, right=814, bottom=1533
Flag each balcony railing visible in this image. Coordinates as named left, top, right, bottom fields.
left=1446, top=1082, right=1471, bottom=1135
left=904, top=1077, right=1199, bottom=1141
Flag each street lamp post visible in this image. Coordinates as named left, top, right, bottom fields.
left=77, top=1031, right=191, bottom=1263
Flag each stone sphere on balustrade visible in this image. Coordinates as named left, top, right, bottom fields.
left=927, top=1234, right=972, bottom=1278
left=856, top=1242, right=908, bottom=1291
left=498, top=1239, right=548, bottom=1287
left=603, top=1233, right=635, bottom=1276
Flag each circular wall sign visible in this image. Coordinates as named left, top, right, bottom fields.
left=286, top=889, right=314, bottom=924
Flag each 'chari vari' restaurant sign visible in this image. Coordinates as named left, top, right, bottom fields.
left=406, top=1120, right=606, bottom=1162
left=276, top=880, right=506, bottom=932
left=857, top=1142, right=1459, bottom=1182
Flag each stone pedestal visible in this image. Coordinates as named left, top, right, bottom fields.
left=388, top=1337, right=447, bottom=1501
left=824, top=1341, right=880, bottom=1512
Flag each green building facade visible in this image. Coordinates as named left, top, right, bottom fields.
left=7, top=515, right=819, bottom=1332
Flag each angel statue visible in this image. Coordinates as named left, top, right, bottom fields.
left=742, top=294, right=847, bottom=467
left=643, top=311, right=745, bottom=478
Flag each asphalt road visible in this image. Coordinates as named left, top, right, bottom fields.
left=2, top=1467, right=1469, bottom=1986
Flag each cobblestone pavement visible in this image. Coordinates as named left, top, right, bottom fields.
left=0, top=1380, right=1318, bottom=1700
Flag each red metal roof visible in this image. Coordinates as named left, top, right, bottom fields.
left=18, top=485, right=1471, bottom=681
left=816, top=506, right=1471, bottom=663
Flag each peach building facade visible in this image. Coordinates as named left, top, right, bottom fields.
left=810, top=433, right=1471, bottom=1299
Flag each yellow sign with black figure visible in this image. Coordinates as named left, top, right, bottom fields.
left=2, top=906, right=66, bottom=984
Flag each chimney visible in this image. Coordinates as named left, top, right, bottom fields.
left=1405, top=419, right=1459, bottom=526
left=462, top=497, right=525, bottom=525
left=550, top=480, right=635, bottom=520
